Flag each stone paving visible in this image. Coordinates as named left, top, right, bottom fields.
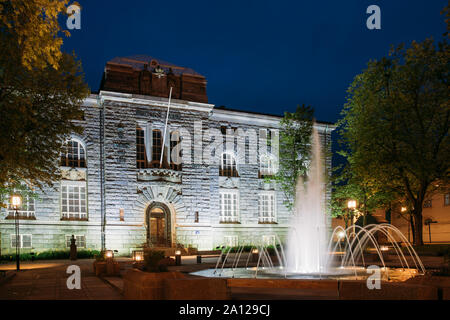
left=0, top=259, right=122, bottom=300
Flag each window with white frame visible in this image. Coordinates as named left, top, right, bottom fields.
left=220, top=191, right=239, bottom=222
left=66, top=235, right=86, bottom=248
left=60, top=138, right=86, bottom=168
left=220, top=152, right=238, bottom=177
left=224, top=235, right=238, bottom=247
left=11, top=234, right=32, bottom=248
left=262, top=235, right=276, bottom=246
left=259, top=154, right=277, bottom=177
left=258, top=193, right=276, bottom=223
left=61, top=182, right=87, bottom=220
left=6, top=186, right=35, bottom=218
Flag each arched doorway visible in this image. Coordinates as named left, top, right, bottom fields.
left=146, top=202, right=172, bottom=247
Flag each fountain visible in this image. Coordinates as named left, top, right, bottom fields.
left=192, top=126, right=425, bottom=281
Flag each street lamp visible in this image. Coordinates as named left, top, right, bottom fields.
left=347, top=200, right=357, bottom=236
left=10, top=194, right=22, bottom=271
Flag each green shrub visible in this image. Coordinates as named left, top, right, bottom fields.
left=0, top=249, right=101, bottom=262
left=143, top=249, right=166, bottom=272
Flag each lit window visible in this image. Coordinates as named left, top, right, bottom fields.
left=11, top=234, right=32, bottom=248
left=262, top=235, right=276, bottom=246
left=66, top=235, right=86, bottom=248
left=220, top=153, right=238, bottom=177
left=224, top=235, right=238, bottom=247
left=6, top=187, right=35, bottom=219
left=423, top=200, right=432, bottom=208
left=444, top=193, right=450, bottom=206
left=220, top=192, right=239, bottom=223
left=61, top=183, right=87, bottom=220
left=258, top=193, right=276, bottom=223
left=61, top=139, right=86, bottom=168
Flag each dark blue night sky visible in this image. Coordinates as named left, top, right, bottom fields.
left=62, top=0, right=447, bottom=124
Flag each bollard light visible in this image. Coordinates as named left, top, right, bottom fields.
left=175, top=250, right=181, bottom=266
left=105, top=250, right=114, bottom=259
left=251, top=249, right=259, bottom=254
left=401, top=207, right=407, bottom=212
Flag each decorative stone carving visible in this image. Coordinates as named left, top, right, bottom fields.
left=138, top=168, right=182, bottom=183
left=135, top=184, right=186, bottom=218
left=61, top=168, right=86, bottom=181
left=218, top=176, right=239, bottom=189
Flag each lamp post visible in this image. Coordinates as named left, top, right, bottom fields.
left=347, top=200, right=356, bottom=237
left=10, top=194, right=22, bottom=271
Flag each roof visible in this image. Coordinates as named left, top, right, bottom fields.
left=107, top=55, right=204, bottom=77
left=213, top=106, right=335, bottom=126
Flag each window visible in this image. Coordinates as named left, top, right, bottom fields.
left=170, top=131, right=182, bottom=171
left=151, top=130, right=163, bottom=167
left=259, top=154, right=276, bottom=178
left=224, top=235, right=238, bottom=247
left=6, top=187, right=35, bottom=219
left=444, top=193, right=450, bottom=206
left=136, top=127, right=148, bottom=169
left=11, top=234, right=32, bottom=248
left=61, top=183, right=87, bottom=220
left=423, top=199, right=432, bottom=208
left=66, top=235, right=86, bottom=248
left=259, top=193, right=276, bottom=223
left=262, top=235, right=276, bottom=246
left=220, top=153, right=238, bottom=177
left=220, top=191, right=239, bottom=223
left=61, top=139, right=86, bottom=168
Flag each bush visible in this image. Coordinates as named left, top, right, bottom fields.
left=143, top=249, right=167, bottom=272
left=0, top=249, right=101, bottom=262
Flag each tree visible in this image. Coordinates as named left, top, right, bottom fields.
left=0, top=1, right=89, bottom=197
left=330, top=152, right=396, bottom=228
left=269, top=104, right=314, bottom=210
left=339, top=38, right=449, bottom=246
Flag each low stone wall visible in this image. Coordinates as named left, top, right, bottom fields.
left=163, top=278, right=230, bottom=300
left=123, top=269, right=185, bottom=300
left=123, top=270, right=448, bottom=300
left=338, top=280, right=438, bottom=300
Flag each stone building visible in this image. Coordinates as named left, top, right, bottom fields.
left=0, top=55, right=334, bottom=256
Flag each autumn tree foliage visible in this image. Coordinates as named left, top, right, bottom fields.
left=0, top=0, right=89, bottom=196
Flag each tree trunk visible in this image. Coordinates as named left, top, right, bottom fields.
left=409, top=214, right=416, bottom=244
left=413, top=209, right=424, bottom=246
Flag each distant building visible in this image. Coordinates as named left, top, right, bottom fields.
left=0, top=55, right=334, bottom=255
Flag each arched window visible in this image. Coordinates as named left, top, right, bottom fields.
left=220, top=152, right=238, bottom=177
left=259, top=154, right=276, bottom=178
left=61, top=138, right=86, bottom=168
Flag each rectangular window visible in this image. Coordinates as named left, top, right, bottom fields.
left=136, top=127, right=148, bottom=169
left=224, top=235, right=238, bottom=247
left=6, top=188, right=35, bottom=219
left=445, top=193, right=450, bottom=206
left=66, top=235, right=86, bottom=248
left=151, top=130, right=162, bottom=167
left=423, top=199, right=432, bottom=208
left=11, top=234, right=32, bottom=248
left=258, top=193, right=276, bottom=223
left=61, top=184, right=87, bottom=220
left=220, top=192, right=239, bottom=223
left=262, top=235, right=276, bottom=246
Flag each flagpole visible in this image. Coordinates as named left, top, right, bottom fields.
left=160, top=86, right=173, bottom=168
